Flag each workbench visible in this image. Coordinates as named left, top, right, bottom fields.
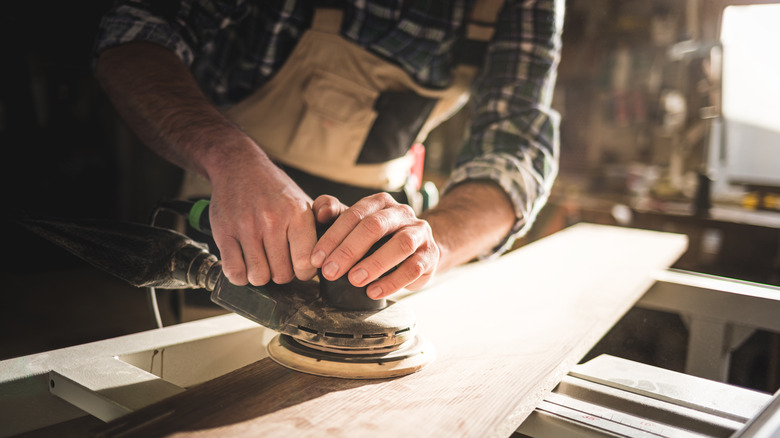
left=2, top=223, right=774, bottom=437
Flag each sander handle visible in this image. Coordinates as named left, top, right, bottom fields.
left=187, top=199, right=211, bottom=234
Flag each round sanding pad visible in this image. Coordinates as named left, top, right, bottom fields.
left=267, top=334, right=435, bottom=379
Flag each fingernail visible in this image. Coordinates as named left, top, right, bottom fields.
left=322, top=261, right=338, bottom=279
left=351, top=268, right=368, bottom=284
left=367, top=285, right=382, bottom=299
left=311, top=250, right=326, bottom=267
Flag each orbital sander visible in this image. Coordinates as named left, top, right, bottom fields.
left=18, top=201, right=434, bottom=379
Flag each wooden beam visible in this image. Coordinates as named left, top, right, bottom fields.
left=94, top=224, right=687, bottom=438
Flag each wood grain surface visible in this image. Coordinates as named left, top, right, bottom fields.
left=94, top=224, right=688, bottom=438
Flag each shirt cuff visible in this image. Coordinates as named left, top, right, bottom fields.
left=95, top=4, right=194, bottom=65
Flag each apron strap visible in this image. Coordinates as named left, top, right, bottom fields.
left=311, top=8, right=343, bottom=34
left=458, top=0, right=505, bottom=66
left=467, top=0, right=505, bottom=41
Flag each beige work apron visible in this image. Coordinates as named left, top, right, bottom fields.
left=224, top=2, right=503, bottom=192
left=180, top=1, right=504, bottom=201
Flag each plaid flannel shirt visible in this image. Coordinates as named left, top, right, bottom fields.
left=95, top=0, right=563, bottom=257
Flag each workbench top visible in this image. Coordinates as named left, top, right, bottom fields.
left=87, top=223, right=687, bottom=437
left=0, top=223, right=687, bottom=437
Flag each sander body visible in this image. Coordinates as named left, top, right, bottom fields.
left=18, top=203, right=434, bottom=379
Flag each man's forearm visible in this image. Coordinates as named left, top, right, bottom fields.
left=421, top=180, right=516, bottom=272
left=96, top=42, right=324, bottom=285
left=95, top=42, right=263, bottom=182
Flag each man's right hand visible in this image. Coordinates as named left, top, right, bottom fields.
left=96, top=42, right=324, bottom=287
left=205, top=149, right=320, bottom=286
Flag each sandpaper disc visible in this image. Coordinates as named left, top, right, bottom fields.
left=267, top=334, right=435, bottom=379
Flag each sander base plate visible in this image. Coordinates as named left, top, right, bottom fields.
left=267, top=334, right=435, bottom=379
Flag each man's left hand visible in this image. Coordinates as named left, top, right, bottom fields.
left=310, top=193, right=440, bottom=299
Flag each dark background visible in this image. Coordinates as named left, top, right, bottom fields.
left=0, top=2, right=185, bottom=359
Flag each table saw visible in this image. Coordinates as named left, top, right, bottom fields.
left=1, top=224, right=778, bottom=437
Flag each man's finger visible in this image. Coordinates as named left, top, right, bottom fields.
left=311, top=195, right=349, bottom=269
left=214, top=235, right=248, bottom=286
left=263, top=226, right=294, bottom=284
left=365, top=251, right=435, bottom=299
left=289, top=212, right=318, bottom=281
left=315, top=193, right=395, bottom=253
left=312, top=195, right=347, bottom=224
left=321, top=202, right=416, bottom=281
left=348, top=221, right=435, bottom=285
left=236, top=226, right=271, bottom=286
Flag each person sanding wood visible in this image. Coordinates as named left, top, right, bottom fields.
left=93, top=0, right=563, bottom=302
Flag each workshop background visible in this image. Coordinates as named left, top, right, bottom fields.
left=2, top=0, right=778, bottom=394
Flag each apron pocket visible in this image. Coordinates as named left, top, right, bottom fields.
left=287, top=70, right=378, bottom=166
left=357, top=91, right=438, bottom=164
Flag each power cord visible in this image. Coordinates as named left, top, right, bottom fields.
left=147, top=205, right=166, bottom=328
left=145, top=199, right=205, bottom=328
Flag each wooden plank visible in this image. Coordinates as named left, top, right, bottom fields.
left=94, top=224, right=688, bottom=438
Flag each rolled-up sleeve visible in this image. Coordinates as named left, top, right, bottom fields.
left=94, top=0, right=217, bottom=66
left=445, top=0, right=564, bottom=257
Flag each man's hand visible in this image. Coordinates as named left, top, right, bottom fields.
left=96, top=43, right=516, bottom=293
left=207, top=152, right=319, bottom=286
left=96, top=43, right=323, bottom=287
left=310, top=193, right=440, bottom=299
